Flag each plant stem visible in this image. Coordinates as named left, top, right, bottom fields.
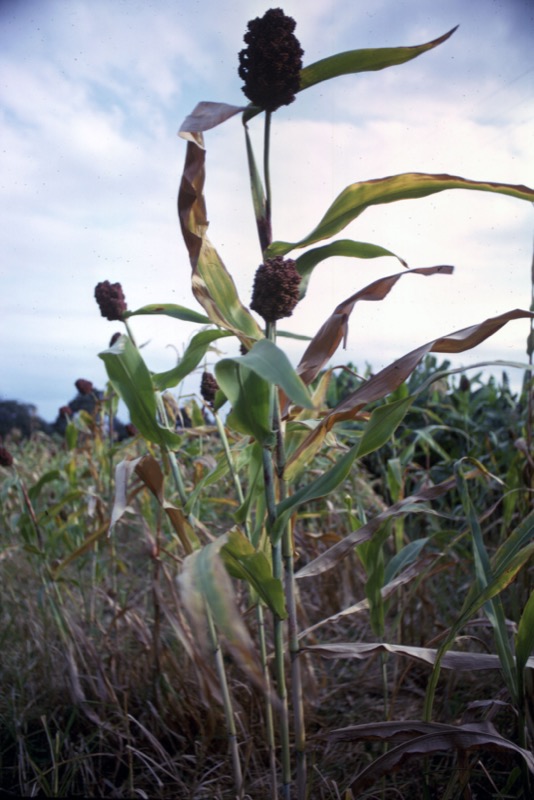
left=261, top=320, right=291, bottom=796
left=263, top=111, right=272, bottom=235
left=214, top=409, right=278, bottom=797
left=264, top=445, right=291, bottom=798
left=274, top=393, right=307, bottom=800
left=206, top=604, right=244, bottom=799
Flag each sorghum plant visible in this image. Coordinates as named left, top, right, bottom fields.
left=95, top=8, right=534, bottom=798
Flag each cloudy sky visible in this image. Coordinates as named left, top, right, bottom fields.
left=1, top=0, right=533, bottom=422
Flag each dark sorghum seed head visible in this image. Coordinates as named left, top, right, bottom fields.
left=459, top=375, right=470, bottom=393
left=201, top=371, right=219, bottom=406
left=238, top=8, right=303, bottom=112
left=94, top=281, right=127, bottom=321
left=250, top=256, right=301, bottom=322
left=75, top=379, right=93, bottom=396
left=0, top=446, right=13, bottom=467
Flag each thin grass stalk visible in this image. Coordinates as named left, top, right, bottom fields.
left=40, top=716, right=59, bottom=797
left=106, top=389, right=114, bottom=502
left=156, top=394, right=243, bottom=795
left=526, top=231, right=534, bottom=479
left=206, top=603, right=244, bottom=799
left=154, top=392, right=189, bottom=508
left=214, top=409, right=278, bottom=798
left=123, top=692, right=135, bottom=797
left=16, top=469, right=43, bottom=549
left=263, top=111, right=272, bottom=241
left=124, top=318, right=138, bottom=349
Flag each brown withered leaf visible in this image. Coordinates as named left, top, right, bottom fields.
left=298, top=557, right=435, bottom=639
left=297, top=264, right=454, bottom=385
left=179, top=101, right=245, bottom=136
left=328, top=720, right=534, bottom=792
left=295, top=473, right=472, bottom=578
left=178, top=133, right=263, bottom=344
left=302, top=641, right=534, bottom=671
left=135, top=454, right=165, bottom=504
left=286, top=308, right=534, bottom=474
left=135, top=455, right=200, bottom=554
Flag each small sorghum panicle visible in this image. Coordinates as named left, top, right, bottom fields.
left=238, top=8, right=304, bottom=112
left=201, top=371, right=219, bottom=407
left=94, top=281, right=127, bottom=321
left=459, top=375, right=470, bottom=393
left=0, top=446, right=13, bottom=467
left=109, top=332, right=121, bottom=347
left=250, top=256, right=301, bottom=322
left=75, top=379, right=93, bottom=396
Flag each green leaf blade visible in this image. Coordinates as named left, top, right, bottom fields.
left=299, top=27, right=459, bottom=91
left=295, top=239, right=407, bottom=299
left=152, top=329, right=234, bottom=391
left=267, top=174, right=534, bottom=257
left=356, top=397, right=414, bottom=460
left=239, top=339, right=314, bottom=409
left=221, top=528, right=287, bottom=619
left=125, top=303, right=211, bottom=324
left=99, top=335, right=181, bottom=448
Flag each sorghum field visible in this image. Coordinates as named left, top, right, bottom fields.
left=2, top=8, right=534, bottom=799
left=1, top=360, right=533, bottom=798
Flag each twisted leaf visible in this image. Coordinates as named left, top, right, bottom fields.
left=178, top=134, right=263, bottom=344
left=296, top=265, right=453, bottom=387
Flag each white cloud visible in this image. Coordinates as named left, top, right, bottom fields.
left=1, top=0, right=533, bottom=421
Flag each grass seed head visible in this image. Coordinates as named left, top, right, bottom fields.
left=94, top=280, right=127, bottom=321
left=0, top=446, right=13, bottom=467
left=200, top=371, right=219, bottom=407
left=238, top=8, right=304, bottom=111
left=250, top=255, right=301, bottom=322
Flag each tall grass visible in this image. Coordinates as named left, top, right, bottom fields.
left=2, top=9, right=534, bottom=798
left=1, top=364, right=532, bottom=797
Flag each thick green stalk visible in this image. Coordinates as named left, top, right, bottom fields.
left=262, top=321, right=291, bottom=799
left=274, top=393, right=307, bottom=800
left=264, top=444, right=291, bottom=798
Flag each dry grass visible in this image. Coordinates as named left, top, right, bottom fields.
left=0, top=423, right=532, bottom=798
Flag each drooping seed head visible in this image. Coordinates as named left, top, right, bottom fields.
left=238, top=8, right=303, bottom=111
